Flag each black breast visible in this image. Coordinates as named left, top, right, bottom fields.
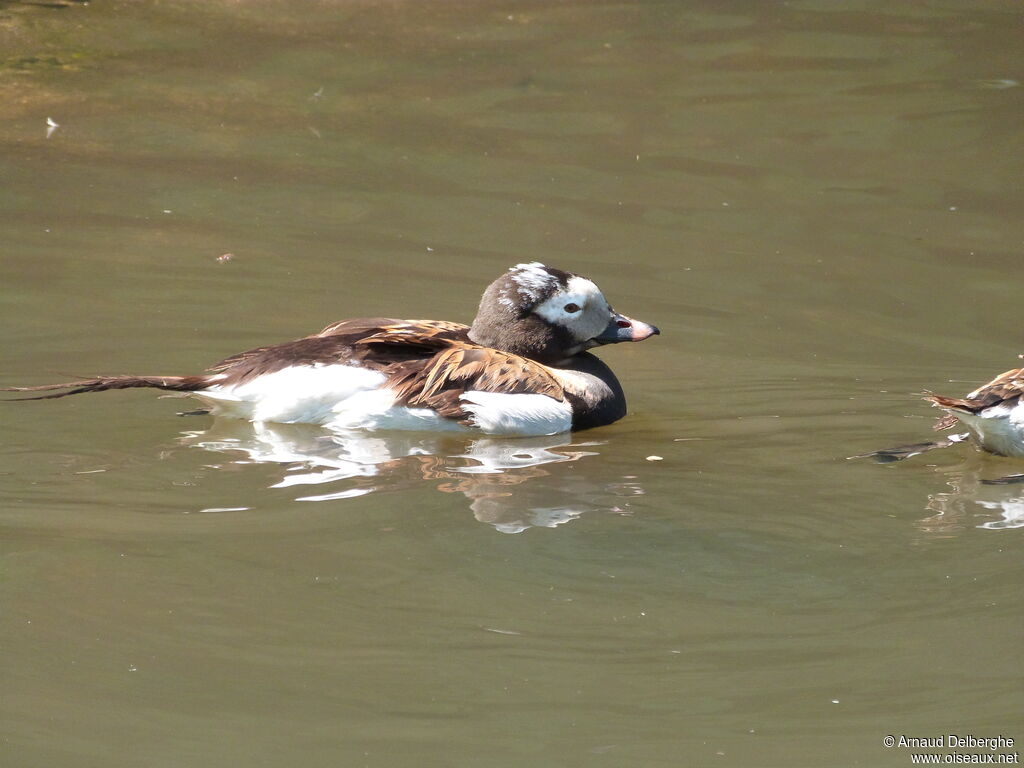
left=559, top=353, right=627, bottom=430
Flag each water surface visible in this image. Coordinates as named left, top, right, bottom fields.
left=1, top=1, right=1022, bottom=766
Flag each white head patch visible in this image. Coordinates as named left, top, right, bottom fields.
left=532, top=276, right=610, bottom=343
left=498, top=262, right=561, bottom=308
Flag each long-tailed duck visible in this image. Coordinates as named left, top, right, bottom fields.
left=856, top=362, right=1024, bottom=461
left=5, top=262, right=659, bottom=436
left=925, top=365, right=1024, bottom=457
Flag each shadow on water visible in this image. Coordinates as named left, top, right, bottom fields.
left=179, top=419, right=645, bottom=533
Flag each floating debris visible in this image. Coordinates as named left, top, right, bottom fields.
left=973, top=78, right=1018, bottom=90
left=45, top=116, right=59, bottom=139
left=483, top=627, right=523, bottom=636
left=216, top=252, right=234, bottom=263
left=646, top=455, right=664, bottom=461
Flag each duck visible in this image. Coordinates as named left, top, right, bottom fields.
left=925, top=365, right=1024, bottom=457
left=4, top=262, right=660, bottom=436
left=857, top=362, right=1024, bottom=462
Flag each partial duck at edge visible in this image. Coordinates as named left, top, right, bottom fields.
left=924, top=365, right=1024, bottom=457
left=856, top=360, right=1024, bottom=462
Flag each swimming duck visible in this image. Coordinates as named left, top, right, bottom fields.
left=5, top=262, right=659, bottom=436
left=925, top=365, right=1024, bottom=457
left=857, top=362, right=1024, bottom=462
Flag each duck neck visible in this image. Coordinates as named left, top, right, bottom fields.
left=469, top=313, right=573, bottom=365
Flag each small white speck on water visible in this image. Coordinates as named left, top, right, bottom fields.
left=483, top=627, right=522, bottom=636
left=646, top=455, right=663, bottom=461
left=163, top=209, right=172, bottom=214
left=128, top=665, right=138, bottom=672
left=831, top=699, right=839, bottom=704
left=974, top=78, right=1019, bottom=89
left=46, top=117, right=59, bottom=138
left=948, top=206, right=958, bottom=211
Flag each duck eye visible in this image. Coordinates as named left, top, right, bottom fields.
left=564, top=303, right=581, bottom=313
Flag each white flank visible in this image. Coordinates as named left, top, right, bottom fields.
left=459, top=391, right=572, bottom=436
left=197, top=364, right=386, bottom=424
left=326, top=389, right=467, bottom=432
left=955, top=401, right=1024, bottom=457
left=192, top=362, right=576, bottom=437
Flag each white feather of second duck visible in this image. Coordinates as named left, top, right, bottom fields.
left=952, top=401, right=1024, bottom=457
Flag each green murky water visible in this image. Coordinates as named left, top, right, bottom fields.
left=2, top=2, right=1022, bottom=766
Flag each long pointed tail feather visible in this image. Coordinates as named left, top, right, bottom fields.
left=2, top=375, right=209, bottom=401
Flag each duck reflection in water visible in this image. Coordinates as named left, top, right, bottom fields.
left=914, top=460, right=1024, bottom=536
left=179, top=419, right=644, bottom=533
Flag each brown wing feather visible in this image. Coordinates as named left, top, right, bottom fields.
left=385, top=342, right=565, bottom=423
left=317, top=318, right=469, bottom=339
left=207, top=319, right=471, bottom=386
left=965, top=367, right=1024, bottom=403
left=206, top=335, right=365, bottom=384
left=925, top=367, right=1024, bottom=414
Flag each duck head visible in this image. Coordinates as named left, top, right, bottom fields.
left=468, top=262, right=659, bottom=365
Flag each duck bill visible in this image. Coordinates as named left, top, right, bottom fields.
left=593, top=313, right=660, bottom=345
